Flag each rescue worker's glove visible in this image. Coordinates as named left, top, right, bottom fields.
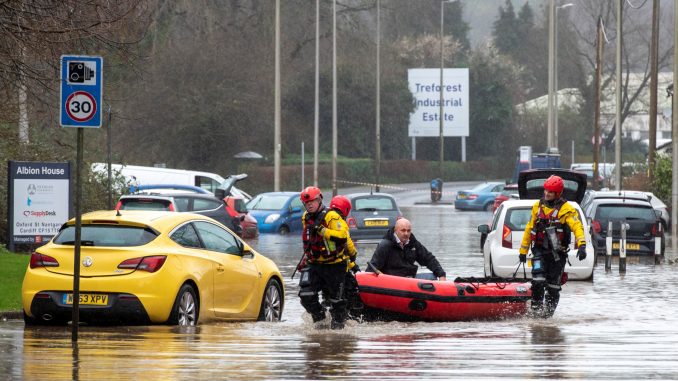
left=314, top=225, right=326, bottom=238
left=576, top=245, right=587, bottom=261
left=351, top=262, right=360, bottom=273
left=297, top=255, right=308, bottom=272
left=518, top=253, right=527, bottom=263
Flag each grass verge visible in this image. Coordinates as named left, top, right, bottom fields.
left=0, top=248, right=29, bottom=312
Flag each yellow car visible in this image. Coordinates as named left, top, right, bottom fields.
left=22, top=210, right=284, bottom=326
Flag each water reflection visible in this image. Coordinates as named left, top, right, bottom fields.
left=528, top=323, right=567, bottom=380
left=302, top=332, right=357, bottom=379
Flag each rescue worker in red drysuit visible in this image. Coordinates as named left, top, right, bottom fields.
left=297, top=187, right=358, bottom=329
left=519, top=175, right=587, bottom=318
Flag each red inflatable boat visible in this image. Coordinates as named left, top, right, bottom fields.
left=354, top=272, right=532, bottom=322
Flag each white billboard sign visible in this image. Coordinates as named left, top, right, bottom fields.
left=408, top=68, right=469, bottom=137
left=8, top=161, right=71, bottom=248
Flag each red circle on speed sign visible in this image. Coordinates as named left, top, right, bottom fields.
left=65, top=91, right=97, bottom=122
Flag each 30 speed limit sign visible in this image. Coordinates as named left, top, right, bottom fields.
left=65, top=91, right=97, bottom=122
left=60, top=55, right=103, bottom=128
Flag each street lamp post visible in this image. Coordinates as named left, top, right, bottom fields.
left=439, top=0, right=457, bottom=178
left=375, top=0, right=381, bottom=192
left=555, top=3, right=573, bottom=153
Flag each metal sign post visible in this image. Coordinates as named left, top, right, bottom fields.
left=60, top=55, right=103, bottom=342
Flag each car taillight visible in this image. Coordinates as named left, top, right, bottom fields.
left=501, top=225, right=512, bottom=248
left=115, top=201, right=122, bottom=211
left=118, top=256, right=167, bottom=273
left=468, top=194, right=478, bottom=200
left=347, top=217, right=357, bottom=228
left=592, top=220, right=601, bottom=234
left=651, top=223, right=658, bottom=236
left=30, top=252, right=59, bottom=269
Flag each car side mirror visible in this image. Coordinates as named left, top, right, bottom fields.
left=477, top=224, right=490, bottom=234
left=291, top=206, right=302, bottom=213
left=241, top=242, right=254, bottom=257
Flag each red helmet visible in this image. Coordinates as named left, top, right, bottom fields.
left=543, top=175, right=564, bottom=195
left=300, top=186, right=322, bottom=202
left=330, top=195, right=351, bottom=218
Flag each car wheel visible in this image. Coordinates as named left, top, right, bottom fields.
left=484, top=203, right=493, bottom=212
left=258, top=279, right=283, bottom=321
left=168, top=284, right=198, bottom=326
left=278, top=225, right=290, bottom=235
left=23, top=311, right=38, bottom=326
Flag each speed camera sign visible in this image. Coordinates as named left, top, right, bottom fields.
left=60, top=55, right=103, bottom=128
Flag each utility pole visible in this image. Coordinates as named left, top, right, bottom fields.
left=375, top=0, right=381, bottom=192
left=332, top=0, right=337, bottom=197
left=593, top=17, right=604, bottom=190
left=547, top=0, right=556, bottom=150
left=274, top=0, right=281, bottom=191
left=614, top=0, right=622, bottom=191
left=672, top=0, right=678, bottom=262
left=648, top=0, right=659, bottom=182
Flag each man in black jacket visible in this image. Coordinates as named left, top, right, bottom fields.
left=366, top=218, right=447, bottom=280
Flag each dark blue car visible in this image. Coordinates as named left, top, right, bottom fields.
left=454, top=182, right=505, bottom=211
left=246, top=192, right=304, bottom=234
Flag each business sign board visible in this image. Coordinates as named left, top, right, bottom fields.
left=8, top=161, right=71, bottom=249
left=60, top=55, right=103, bottom=128
left=408, top=68, right=469, bottom=137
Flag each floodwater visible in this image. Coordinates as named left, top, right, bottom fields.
left=2, top=193, right=678, bottom=380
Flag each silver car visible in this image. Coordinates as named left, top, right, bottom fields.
left=345, top=193, right=402, bottom=242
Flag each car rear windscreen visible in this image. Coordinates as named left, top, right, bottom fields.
left=54, top=225, right=158, bottom=247
left=595, top=205, right=655, bottom=224
left=354, top=197, right=396, bottom=211
left=120, top=198, right=172, bottom=211
left=505, top=208, right=532, bottom=231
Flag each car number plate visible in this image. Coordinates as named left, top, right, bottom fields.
left=365, top=220, right=388, bottom=227
left=458, top=194, right=467, bottom=199
left=63, top=293, right=108, bottom=306
left=612, top=243, right=640, bottom=251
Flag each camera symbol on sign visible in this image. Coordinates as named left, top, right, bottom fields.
left=68, top=61, right=96, bottom=84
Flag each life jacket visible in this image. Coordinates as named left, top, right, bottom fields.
left=302, top=208, right=347, bottom=262
left=530, top=198, right=571, bottom=252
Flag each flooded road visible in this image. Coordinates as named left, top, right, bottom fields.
left=2, top=188, right=678, bottom=380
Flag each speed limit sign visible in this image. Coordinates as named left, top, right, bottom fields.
left=60, top=55, right=103, bottom=128
left=65, top=91, right=97, bottom=122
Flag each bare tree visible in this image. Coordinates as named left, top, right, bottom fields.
left=0, top=0, right=155, bottom=140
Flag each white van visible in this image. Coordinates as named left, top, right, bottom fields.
left=92, top=163, right=251, bottom=200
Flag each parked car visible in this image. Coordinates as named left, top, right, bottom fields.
left=492, top=183, right=519, bottom=212
left=477, top=169, right=594, bottom=281
left=478, top=200, right=594, bottom=281
left=344, top=192, right=402, bottom=241
left=125, top=184, right=259, bottom=238
left=116, top=192, right=242, bottom=235
left=224, top=195, right=259, bottom=239
left=581, top=190, right=670, bottom=232
left=454, top=182, right=505, bottom=211
left=582, top=198, right=664, bottom=257
left=22, top=211, right=284, bottom=325
left=246, top=192, right=304, bottom=234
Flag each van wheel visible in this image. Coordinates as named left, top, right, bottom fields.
left=278, top=225, right=290, bottom=235
left=168, top=284, right=198, bottom=326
